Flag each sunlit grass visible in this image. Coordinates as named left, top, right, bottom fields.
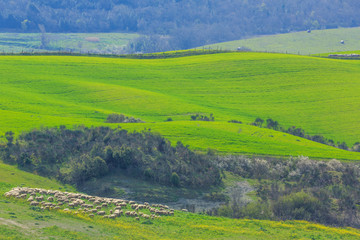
left=0, top=53, right=360, bottom=160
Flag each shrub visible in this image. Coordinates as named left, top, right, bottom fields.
left=272, top=191, right=325, bottom=221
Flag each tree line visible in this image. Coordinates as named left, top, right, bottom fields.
left=252, top=117, right=359, bottom=151
left=1, top=0, right=360, bottom=51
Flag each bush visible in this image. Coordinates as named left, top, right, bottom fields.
left=272, top=191, right=325, bottom=221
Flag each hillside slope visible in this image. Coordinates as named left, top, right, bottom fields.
left=0, top=53, right=360, bottom=160
left=205, top=27, right=360, bottom=55
left=1, top=162, right=360, bottom=240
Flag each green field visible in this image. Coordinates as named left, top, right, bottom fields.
left=0, top=52, right=360, bottom=160
left=1, top=162, right=360, bottom=240
left=205, top=27, right=360, bottom=55
left=0, top=33, right=139, bottom=54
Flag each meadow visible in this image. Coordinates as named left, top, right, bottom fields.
left=204, top=27, right=360, bottom=55
left=0, top=52, right=360, bottom=160
left=0, top=33, right=139, bottom=54
left=1, top=163, right=360, bottom=240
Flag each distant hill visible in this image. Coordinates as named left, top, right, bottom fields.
left=1, top=0, right=360, bottom=51
left=204, top=27, right=360, bottom=55
left=205, top=27, right=360, bottom=55
left=0, top=52, right=360, bottom=160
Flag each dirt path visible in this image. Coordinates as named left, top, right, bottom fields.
left=0, top=217, right=29, bottom=229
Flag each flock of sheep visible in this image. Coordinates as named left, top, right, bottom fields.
left=5, top=187, right=180, bottom=221
left=328, top=53, right=360, bottom=58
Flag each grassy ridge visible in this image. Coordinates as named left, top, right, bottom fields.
left=1, top=162, right=360, bottom=239
left=0, top=53, right=360, bottom=160
left=204, top=27, right=360, bottom=55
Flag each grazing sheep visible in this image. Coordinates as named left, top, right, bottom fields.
left=97, top=211, right=106, bottom=216
left=114, top=210, right=121, bottom=216
left=5, top=187, right=175, bottom=220
left=30, top=201, right=39, bottom=206
left=35, top=196, right=43, bottom=201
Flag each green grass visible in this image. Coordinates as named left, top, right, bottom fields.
left=0, top=53, right=360, bottom=160
left=1, top=163, right=360, bottom=239
left=0, top=162, right=75, bottom=195
left=204, top=27, right=360, bottom=55
left=0, top=33, right=139, bottom=54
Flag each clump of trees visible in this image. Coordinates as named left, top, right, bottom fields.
left=0, top=126, right=221, bottom=188
left=228, top=120, right=242, bottom=124
left=190, top=113, right=214, bottom=121
left=252, top=117, right=358, bottom=151
left=105, top=113, right=144, bottom=123
left=209, top=155, right=360, bottom=228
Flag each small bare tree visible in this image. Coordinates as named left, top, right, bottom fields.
left=38, top=24, right=49, bottom=49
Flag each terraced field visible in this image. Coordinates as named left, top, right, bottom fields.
left=1, top=163, right=360, bottom=240
left=0, top=52, right=360, bottom=160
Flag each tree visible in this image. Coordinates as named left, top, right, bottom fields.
left=254, top=117, right=264, bottom=127
left=171, top=172, right=180, bottom=187
left=338, top=141, right=348, bottom=150
left=5, top=131, right=14, bottom=148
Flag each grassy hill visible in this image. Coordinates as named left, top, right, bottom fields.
left=1, top=162, right=360, bottom=240
left=0, top=52, right=360, bottom=160
left=0, top=33, right=139, bottom=54
left=204, top=27, right=360, bottom=55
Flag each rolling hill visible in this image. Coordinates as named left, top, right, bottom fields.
left=1, top=162, right=360, bottom=239
left=0, top=52, right=359, bottom=160
left=204, top=27, right=360, bottom=55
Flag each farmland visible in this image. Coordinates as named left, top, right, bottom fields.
left=0, top=33, right=139, bottom=54
left=204, top=27, right=360, bottom=55
left=0, top=52, right=360, bottom=160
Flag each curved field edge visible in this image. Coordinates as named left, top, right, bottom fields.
left=1, top=163, right=360, bottom=240
left=0, top=53, right=360, bottom=160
